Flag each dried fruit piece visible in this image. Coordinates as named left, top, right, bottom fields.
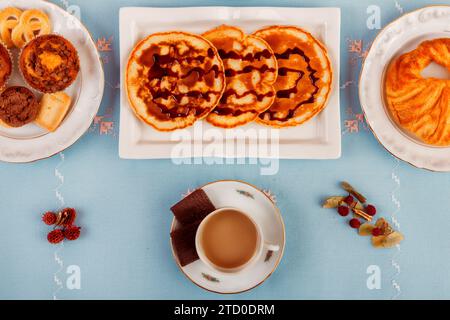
left=349, top=218, right=361, bottom=229
left=55, top=208, right=77, bottom=227
left=47, top=229, right=64, bottom=244
left=338, top=206, right=350, bottom=216
left=353, top=201, right=365, bottom=210
left=344, top=195, right=354, bottom=205
left=64, top=225, right=81, bottom=241
left=322, top=196, right=345, bottom=208
left=353, top=208, right=373, bottom=222
left=372, top=231, right=404, bottom=248
left=375, top=218, right=393, bottom=235
left=371, top=227, right=383, bottom=236
left=365, top=205, right=377, bottom=216
left=359, top=223, right=375, bottom=236
left=341, top=181, right=367, bottom=203
left=42, top=211, right=57, bottom=225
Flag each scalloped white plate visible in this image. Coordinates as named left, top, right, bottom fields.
left=170, top=180, right=285, bottom=294
left=360, top=5, right=450, bottom=172
left=0, top=0, right=104, bottom=163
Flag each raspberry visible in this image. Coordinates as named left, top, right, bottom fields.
left=365, top=205, right=377, bottom=216
left=372, top=227, right=383, bottom=236
left=344, top=195, right=354, bottom=206
left=42, top=211, right=57, bottom=225
left=337, top=206, right=349, bottom=216
left=349, top=218, right=361, bottom=229
left=47, top=229, right=64, bottom=244
left=64, top=225, right=81, bottom=241
left=56, top=208, right=77, bottom=227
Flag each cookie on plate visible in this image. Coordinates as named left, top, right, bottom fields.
left=35, top=91, right=72, bottom=132
left=11, top=9, right=51, bottom=48
left=0, top=7, right=23, bottom=48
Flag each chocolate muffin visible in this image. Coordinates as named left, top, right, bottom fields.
left=0, top=42, right=12, bottom=88
left=0, top=86, right=40, bottom=127
left=19, top=34, right=80, bottom=93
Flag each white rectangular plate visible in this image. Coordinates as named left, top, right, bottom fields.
left=119, top=7, right=341, bottom=159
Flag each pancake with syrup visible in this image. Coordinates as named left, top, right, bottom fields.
left=253, top=26, right=333, bottom=127
left=203, top=25, right=277, bottom=128
left=126, top=32, right=225, bottom=131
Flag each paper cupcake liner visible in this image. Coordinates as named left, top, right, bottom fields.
left=18, top=33, right=80, bottom=94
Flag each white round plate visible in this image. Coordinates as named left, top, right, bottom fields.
left=0, top=0, right=104, bottom=163
left=170, top=180, right=285, bottom=294
left=359, top=5, right=450, bottom=171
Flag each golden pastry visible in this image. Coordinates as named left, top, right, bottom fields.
left=11, top=9, right=51, bottom=48
left=0, top=117, right=10, bottom=128
left=385, top=38, right=450, bottom=146
left=126, top=31, right=225, bottom=131
left=253, top=26, right=333, bottom=128
left=35, top=92, right=72, bottom=132
left=0, top=42, right=12, bottom=88
left=0, top=7, right=23, bottom=48
left=203, top=25, right=277, bottom=128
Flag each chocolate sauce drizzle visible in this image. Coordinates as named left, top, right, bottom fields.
left=261, top=47, right=320, bottom=121
left=137, top=45, right=221, bottom=120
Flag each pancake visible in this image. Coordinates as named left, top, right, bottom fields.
left=126, top=31, right=225, bottom=131
left=385, top=38, right=450, bottom=146
left=253, top=26, right=333, bottom=127
left=202, top=25, right=277, bottom=128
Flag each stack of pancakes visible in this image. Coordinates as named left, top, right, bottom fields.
left=126, top=25, right=333, bottom=131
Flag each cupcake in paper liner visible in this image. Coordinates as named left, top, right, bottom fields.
left=0, top=41, right=12, bottom=91
left=19, top=34, right=80, bottom=94
left=0, top=86, right=40, bottom=128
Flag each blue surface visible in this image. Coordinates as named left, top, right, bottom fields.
left=1, top=0, right=449, bottom=300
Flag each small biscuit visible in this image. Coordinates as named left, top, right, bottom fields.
left=35, top=92, right=72, bottom=132
left=0, top=117, right=10, bottom=128
left=11, top=9, right=51, bottom=48
left=0, top=7, right=23, bottom=48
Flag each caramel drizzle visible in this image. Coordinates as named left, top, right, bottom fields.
left=215, top=49, right=275, bottom=116
left=225, top=65, right=276, bottom=77
left=218, top=49, right=272, bottom=61
left=260, top=47, right=320, bottom=121
left=214, top=89, right=275, bottom=116
left=137, top=45, right=222, bottom=120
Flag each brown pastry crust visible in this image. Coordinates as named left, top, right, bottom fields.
left=0, top=42, right=12, bottom=88
left=0, top=86, right=39, bottom=127
left=19, top=34, right=80, bottom=93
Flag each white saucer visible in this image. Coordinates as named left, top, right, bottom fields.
left=0, top=0, right=104, bottom=163
left=170, top=180, right=285, bottom=294
left=359, top=5, right=450, bottom=172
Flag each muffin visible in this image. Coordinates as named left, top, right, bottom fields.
left=0, top=42, right=12, bottom=89
left=19, top=34, right=80, bottom=93
left=0, top=86, right=40, bottom=127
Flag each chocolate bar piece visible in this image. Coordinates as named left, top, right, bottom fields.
left=170, top=221, right=201, bottom=267
left=171, top=189, right=215, bottom=225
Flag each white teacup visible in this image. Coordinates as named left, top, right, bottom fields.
left=195, top=207, right=279, bottom=274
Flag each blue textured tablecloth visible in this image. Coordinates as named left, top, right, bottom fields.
left=0, top=0, right=449, bottom=300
